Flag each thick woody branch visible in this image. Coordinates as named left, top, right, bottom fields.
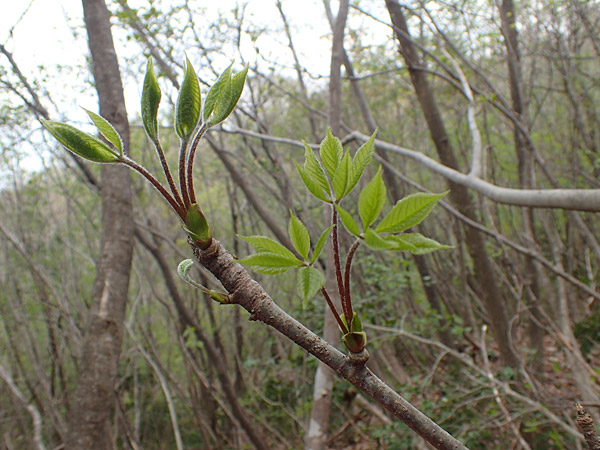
left=576, top=403, right=600, bottom=450
left=222, top=127, right=600, bottom=212
left=191, top=239, right=468, bottom=450
left=353, top=132, right=600, bottom=212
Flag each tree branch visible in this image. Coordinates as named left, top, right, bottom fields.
left=0, top=361, right=46, bottom=450
left=190, top=239, right=468, bottom=450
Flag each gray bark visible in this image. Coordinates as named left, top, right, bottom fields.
left=497, top=0, right=545, bottom=375
left=385, top=0, right=520, bottom=369
left=191, top=239, right=468, bottom=450
left=65, top=0, right=135, bottom=448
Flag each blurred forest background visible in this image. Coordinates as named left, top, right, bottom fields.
left=1, top=0, right=600, bottom=448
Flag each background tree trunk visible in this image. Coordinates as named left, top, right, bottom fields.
left=65, top=0, right=135, bottom=447
left=304, top=1, right=349, bottom=449
left=497, top=0, right=545, bottom=375
left=385, top=0, right=520, bottom=369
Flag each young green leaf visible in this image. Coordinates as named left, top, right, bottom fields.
left=319, top=128, right=343, bottom=179
left=203, top=64, right=232, bottom=123
left=42, top=120, right=120, bottom=163
left=339, top=313, right=350, bottom=332
left=358, top=166, right=386, bottom=230
left=175, top=56, right=201, bottom=140
left=294, top=161, right=329, bottom=202
left=303, top=142, right=329, bottom=193
left=395, top=233, right=452, bottom=254
left=335, top=205, right=360, bottom=237
left=141, top=58, right=162, bottom=140
left=239, top=235, right=297, bottom=260
left=238, top=252, right=303, bottom=274
left=177, top=259, right=194, bottom=279
left=376, top=192, right=448, bottom=234
left=332, top=151, right=351, bottom=200
left=346, top=130, right=376, bottom=194
left=288, top=212, right=310, bottom=260
left=297, top=266, right=325, bottom=307
left=83, top=108, right=123, bottom=155
left=380, top=234, right=417, bottom=252
left=364, top=228, right=397, bottom=251
left=210, top=65, right=248, bottom=125
left=350, top=312, right=363, bottom=332
left=310, top=225, right=334, bottom=264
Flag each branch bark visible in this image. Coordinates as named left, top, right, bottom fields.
left=224, top=126, right=600, bottom=212
left=190, top=239, right=468, bottom=450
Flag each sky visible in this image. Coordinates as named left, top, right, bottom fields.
left=0, top=0, right=390, bottom=176
left=0, top=0, right=347, bottom=85
left=2, top=0, right=85, bottom=77
left=0, top=0, right=356, bottom=118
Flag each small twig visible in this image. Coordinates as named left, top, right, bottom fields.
left=480, top=325, right=532, bottom=450
left=125, top=324, right=184, bottom=450
left=331, top=206, right=351, bottom=320
left=321, top=287, right=348, bottom=333
left=365, top=323, right=584, bottom=442
left=186, top=123, right=208, bottom=205
left=0, top=362, right=46, bottom=450
left=178, top=138, right=191, bottom=209
left=121, top=156, right=186, bottom=219
left=343, top=239, right=361, bottom=313
left=151, top=137, right=184, bottom=209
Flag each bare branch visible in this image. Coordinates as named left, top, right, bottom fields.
left=442, top=48, right=484, bottom=178
left=0, top=361, right=46, bottom=450
left=221, top=126, right=600, bottom=212
left=353, top=131, right=600, bottom=212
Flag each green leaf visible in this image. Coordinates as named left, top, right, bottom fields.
left=203, top=64, right=231, bottom=122
left=294, top=161, right=329, bottom=202
left=83, top=108, right=123, bottom=155
left=175, top=56, right=201, bottom=140
left=288, top=212, right=310, bottom=260
left=364, top=228, right=397, bottom=251
left=212, top=65, right=248, bottom=125
left=358, top=166, right=386, bottom=230
left=310, top=225, right=334, bottom=264
left=339, top=312, right=350, bottom=331
left=203, top=64, right=247, bottom=126
left=297, top=266, right=324, bottom=307
left=177, top=259, right=194, bottom=279
left=335, top=205, right=360, bottom=237
left=332, top=151, right=351, bottom=200
left=185, top=203, right=212, bottom=248
left=303, top=142, right=329, bottom=193
left=380, top=234, right=417, bottom=252
left=350, top=313, right=363, bottom=332
left=395, top=233, right=452, bottom=254
left=347, top=130, right=376, bottom=194
left=42, top=120, right=120, bottom=163
left=376, top=192, right=448, bottom=234
left=238, top=252, right=302, bottom=274
left=319, top=128, right=343, bottom=179
left=239, top=235, right=297, bottom=260
left=141, top=58, right=162, bottom=140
